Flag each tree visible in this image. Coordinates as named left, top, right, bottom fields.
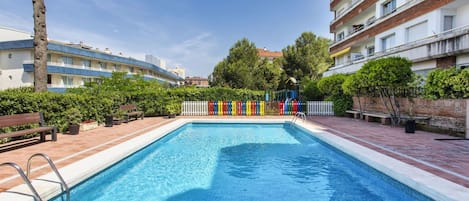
left=352, top=57, right=414, bottom=125
left=33, top=0, right=48, bottom=92
left=282, top=32, right=332, bottom=81
left=211, top=38, right=282, bottom=90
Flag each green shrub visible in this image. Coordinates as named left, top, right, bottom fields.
left=302, top=80, right=323, bottom=101
left=317, top=74, right=348, bottom=97
left=425, top=67, right=469, bottom=99
left=325, top=95, right=352, bottom=116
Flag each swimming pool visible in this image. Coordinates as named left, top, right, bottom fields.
left=50, top=122, right=431, bottom=201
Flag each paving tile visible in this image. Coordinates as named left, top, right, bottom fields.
left=309, top=116, right=469, bottom=188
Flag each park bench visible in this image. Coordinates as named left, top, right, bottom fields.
left=362, top=112, right=391, bottom=125
left=0, top=112, right=57, bottom=142
left=345, top=110, right=362, bottom=119
left=119, top=104, right=144, bottom=123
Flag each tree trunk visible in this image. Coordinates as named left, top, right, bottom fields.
left=33, top=0, right=48, bottom=92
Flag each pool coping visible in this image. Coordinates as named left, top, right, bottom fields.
left=0, top=118, right=468, bottom=200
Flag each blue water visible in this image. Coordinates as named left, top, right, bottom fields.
left=51, top=123, right=432, bottom=201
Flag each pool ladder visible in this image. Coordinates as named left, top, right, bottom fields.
left=290, top=112, right=307, bottom=126
left=0, top=153, right=70, bottom=201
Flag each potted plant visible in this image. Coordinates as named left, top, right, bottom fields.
left=64, top=107, right=82, bottom=135
left=165, top=102, right=180, bottom=118
left=405, top=96, right=416, bottom=133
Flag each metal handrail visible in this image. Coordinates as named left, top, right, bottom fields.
left=27, top=153, right=70, bottom=201
left=290, top=112, right=307, bottom=126
left=0, top=162, right=42, bottom=201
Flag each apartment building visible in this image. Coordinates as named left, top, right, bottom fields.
left=325, top=0, right=469, bottom=77
left=0, top=27, right=183, bottom=92
left=185, top=76, right=209, bottom=87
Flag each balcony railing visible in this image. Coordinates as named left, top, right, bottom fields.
left=331, top=0, right=364, bottom=24
left=328, top=25, right=469, bottom=72
left=331, top=0, right=423, bottom=47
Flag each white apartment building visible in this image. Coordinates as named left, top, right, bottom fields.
left=325, top=0, right=469, bottom=77
left=0, top=26, right=183, bottom=92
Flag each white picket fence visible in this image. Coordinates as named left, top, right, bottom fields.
left=306, top=101, right=334, bottom=116
left=181, top=101, right=208, bottom=116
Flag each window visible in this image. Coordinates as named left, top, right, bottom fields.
left=443, top=16, right=454, bottom=31
left=337, top=31, right=345, bottom=41
left=381, top=34, right=395, bottom=51
left=129, top=67, right=134, bottom=73
left=82, top=77, right=93, bottom=84
left=367, top=46, right=375, bottom=57
left=98, top=62, right=107, bottom=70
left=47, top=54, right=51, bottom=62
left=8, top=53, right=12, bottom=59
left=61, top=56, right=73, bottom=65
left=382, top=0, right=396, bottom=16
left=406, top=21, right=428, bottom=42
left=82, top=60, right=91, bottom=69
left=61, top=76, right=74, bottom=86
left=113, top=64, right=121, bottom=71
left=47, top=74, right=52, bottom=85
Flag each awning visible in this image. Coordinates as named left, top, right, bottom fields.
left=330, top=47, right=351, bottom=58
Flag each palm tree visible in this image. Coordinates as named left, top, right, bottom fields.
left=32, top=0, right=48, bottom=92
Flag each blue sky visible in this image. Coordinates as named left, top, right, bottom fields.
left=0, top=0, right=332, bottom=77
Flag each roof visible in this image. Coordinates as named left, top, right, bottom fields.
left=257, top=48, right=283, bottom=58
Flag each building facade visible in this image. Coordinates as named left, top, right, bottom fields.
left=169, top=66, right=186, bottom=78
left=0, top=27, right=182, bottom=91
left=257, top=48, right=283, bottom=63
left=185, top=76, right=209, bottom=87
left=145, top=54, right=167, bottom=70
left=325, top=0, right=469, bottom=77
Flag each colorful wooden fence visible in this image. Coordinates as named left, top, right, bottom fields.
left=208, top=101, right=265, bottom=116
left=181, top=101, right=333, bottom=116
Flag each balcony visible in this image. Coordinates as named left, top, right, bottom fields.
left=325, top=25, right=469, bottom=76
left=331, top=0, right=423, bottom=48
left=331, top=0, right=364, bottom=24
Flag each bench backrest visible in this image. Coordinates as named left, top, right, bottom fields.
left=0, top=112, right=43, bottom=128
left=119, top=104, right=137, bottom=112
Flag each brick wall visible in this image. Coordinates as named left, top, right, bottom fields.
left=352, top=97, right=466, bottom=134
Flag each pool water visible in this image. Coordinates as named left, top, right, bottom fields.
left=52, top=123, right=431, bottom=201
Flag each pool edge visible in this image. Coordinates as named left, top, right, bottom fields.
left=1, top=118, right=468, bottom=201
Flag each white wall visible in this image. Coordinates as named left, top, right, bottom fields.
left=0, top=50, right=32, bottom=70
left=0, top=69, right=33, bottom=90
left=456, top=53, right=469, bottom=65
left=0, top=27, right=32, bottom=42
left=455, top=3, right=469, bottom=28
left=374, top=10, right=439, bottom=52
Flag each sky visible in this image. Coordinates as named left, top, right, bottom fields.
left=0, top=0, right=332, bottom=77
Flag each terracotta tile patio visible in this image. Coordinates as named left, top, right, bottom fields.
left=308, top=116, right=469, bottom=188
left=0, top=115, right=468, bottom=195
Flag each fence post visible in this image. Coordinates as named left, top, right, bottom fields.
left=466, top=99, right=469, bottom=139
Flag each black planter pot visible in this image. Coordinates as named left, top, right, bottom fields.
left=105, top=115, right=113, bottom=127
left=69, top=124, right=80, bottom=135
left=405, top=119, right=416, bottom=133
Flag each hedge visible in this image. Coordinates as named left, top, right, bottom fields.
left=0, top=87, right=264, bottom=133
left=424, top=67, right=469, bottom=99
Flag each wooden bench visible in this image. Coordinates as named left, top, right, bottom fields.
left=345, top=110, right=362, bottom=119
left=0, top=112, right=57, bottom=142
left=119, top=104, right=144, bottom=123
left=363, top=112, right=391, bottom=125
